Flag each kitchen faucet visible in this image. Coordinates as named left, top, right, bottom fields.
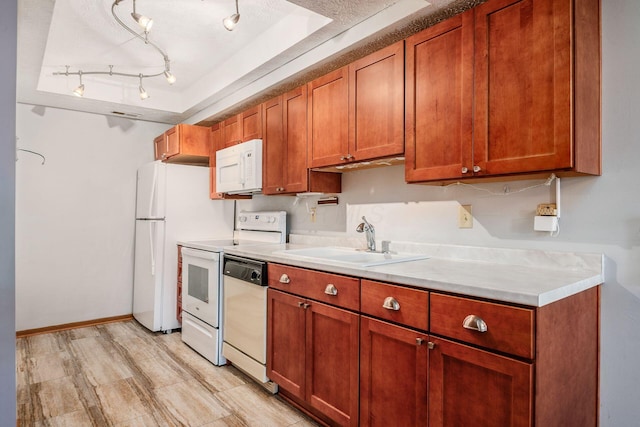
left=356, top=216, right=376, bottom=252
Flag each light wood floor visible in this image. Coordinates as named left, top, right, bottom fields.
left=16, top=319, right=319, bottom=426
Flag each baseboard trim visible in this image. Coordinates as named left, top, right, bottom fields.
left=16, top=314, right=134, bottom=338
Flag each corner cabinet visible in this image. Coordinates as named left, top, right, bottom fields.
left=406, top=0, right=601, bottom=183
left=154, top=124, right=210, bottom=166
left=308, top=40, right=405, bottom=169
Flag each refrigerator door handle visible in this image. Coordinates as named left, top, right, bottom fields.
left=148, top=163, right=158, bottom=218
left=149, top=221, right=156, bottom=275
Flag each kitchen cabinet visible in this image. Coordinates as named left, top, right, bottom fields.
left=360, top=280, right=429, bottom=427
left=221, top=105, right=263, bottom=148
left=267, top=264, right=359, bottom=427
left=262, top=86, right=341, bottom=195
left=405, top=10, right=474, bottom=182
left=308, top=41, right=405, bottom=169
left=154, top=124, right=210, bottom=166
left=406, top=0, right=601, bottom=182
left=209, top=123, right=251, bottom=200
left=263, top=256, right=598, bottom=427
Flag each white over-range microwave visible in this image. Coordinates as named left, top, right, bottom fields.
left=215, top=139, right=263, bottom=195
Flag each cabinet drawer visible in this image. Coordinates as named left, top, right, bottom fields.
left=430, top=293, right=534, bottom=359
left=268, top=264, right=360, bottom=311
left=361, top=280, right=428, bottom=331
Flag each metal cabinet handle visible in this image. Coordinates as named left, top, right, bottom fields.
left=382, top=296, right=400, bottom=311
left=461, top=166, right=469, bottom=174
left=427, top=342, right=435, bottom=350
left=463, top=314, right=488, bottom=332
left=416, top=338, right=424, bottom=346
left=473, top=165, right=482, bottom=173
left=298, top=302, right=310, bottom=309
left=279, top=274, right=290, bottom=284
left=324, top=284, right=338, bottom=296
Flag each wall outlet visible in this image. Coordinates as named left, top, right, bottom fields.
left=458, top=205, right=473, bottom=228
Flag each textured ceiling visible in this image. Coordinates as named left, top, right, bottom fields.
left=17, top=0, right=483, bottom=125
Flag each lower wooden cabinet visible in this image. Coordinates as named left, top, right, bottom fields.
left=267, top=265, right=599, bottom=427
left=428, top=337, right=532, bottom=427
left=359, top=316, right=428, bottom=427
left=267, top=288, right=359, bottom=427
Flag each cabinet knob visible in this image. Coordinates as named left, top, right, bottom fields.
left=298, top=302, right=310, bottom=309
left=463, top=314, right=488, bottom=333
left=324, top=284, right=338, bottom=296
left=416, top=338, right=424, bottom=346
left=382, top=296, right=400, bottom=311
left=279, top=274, right=291, bottom=284
left=461, top=166, right=469, bottom=174
left=473, top=165, right=482, bottom=173
left=427, top=342, right=435, bottom=350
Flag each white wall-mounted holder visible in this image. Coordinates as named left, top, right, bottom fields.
left=534, top=174, right=561, bottom=236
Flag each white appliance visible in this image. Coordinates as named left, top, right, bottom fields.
left=221, top=210, right=286, bottom=392
left=180, top=211, right=286, bottom=368
left=216, top=139, right=263, bottom=194
left=133, top=160, right=234, bottom=333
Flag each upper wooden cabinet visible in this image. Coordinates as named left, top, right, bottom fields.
left=263, top=86, right=341, bottom=195
left=406, top=0, right=601, bottom=183
left=154, top=124, right=210, bottom=166
left=405, top=11, right=474, bottom=182
left=308, top=41, right=405, bottom=169
left=221, top=105, right=263, bottom=148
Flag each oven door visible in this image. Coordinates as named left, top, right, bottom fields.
left=181, top=247, right=220, bottom=327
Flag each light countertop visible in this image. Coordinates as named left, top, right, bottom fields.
left=221, top=235, right=603, bottom=307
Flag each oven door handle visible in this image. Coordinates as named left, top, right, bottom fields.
left=182, top=247, right=219, bottom=261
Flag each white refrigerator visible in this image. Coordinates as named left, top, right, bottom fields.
left=133, top=161, right=234, bottom=332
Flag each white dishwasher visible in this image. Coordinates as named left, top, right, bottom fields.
left=222, top=254, right=277, bottom=393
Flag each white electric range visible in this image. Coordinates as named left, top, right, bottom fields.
left=178, top=210, right=286, bottom=366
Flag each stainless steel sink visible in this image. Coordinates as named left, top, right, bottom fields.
left=274, top=246, right=429, bottom=267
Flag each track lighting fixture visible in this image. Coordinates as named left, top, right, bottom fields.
left=54, top=0, right=172, bottom=100
left=54, top=0, right=243, bottom=99
left=223, top=0, right=240, bottom=31
left=138, top=75, right=149, bottom=100
left=131, top=0, right=153, bottom=32
left=73, top=71, right=84, bottom=97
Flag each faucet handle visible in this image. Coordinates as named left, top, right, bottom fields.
left=381, top=240, right=390, bottom=253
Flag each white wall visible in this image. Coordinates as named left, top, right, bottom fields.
left=0, top=0, right=16, bottom=423
left=238, top=1, right=640, bottom=424
left=15, top=105, right=169, bottom=331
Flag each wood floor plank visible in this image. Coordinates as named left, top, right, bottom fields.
left=17, top=319, right=319, bottom=427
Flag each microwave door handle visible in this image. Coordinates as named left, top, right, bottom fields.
left=239, top=153, right=246, bottom=185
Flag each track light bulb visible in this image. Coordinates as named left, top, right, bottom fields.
left=131, top=12, right=153, bottom=31
left=223, top=13, right=240, bottom=31
left=73, top=84, right=85, bottom=97
left=164, top=70, right=176, bottom=84
left=139, top=85, right=149, bottom=100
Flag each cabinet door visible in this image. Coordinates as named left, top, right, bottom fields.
left=473, top=0, right=572, bottom=176
left=360, top=317, right=428, bottom=427
left=221, top=114, right=242, bottom=148
left=428, top=337, right=533, bottom=427
left=349, top=40, right=405, bottom=162
left=405, top=10, right=474, bottom=182
left=262, top=96, right=285, bottom=195
left=165, top=126, right=180, bottom=158
left=242, top=105, right=263, bottom=141
left=307, top=67, right=349, bottom=168
left=306, top=301, right=359, bottom=427
left=267, top=289, right=306, bottom=400
left=283, top=85, right=309, bottom=193
left=153, top=134, right=167, bottom=160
